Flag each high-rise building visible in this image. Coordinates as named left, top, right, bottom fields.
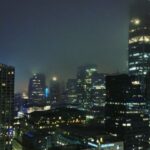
left=105, top=74, right=149, bottom=150
left=76, top=64, right=106, bottom=109
left=128, top=0, right=150, bottom=85
left=28, top=73, right=46, bottom=103
left=77, top=64, right=97, bottom=109
left=0, top=64, right=15, bottom=150
left=145, top=72, right=150, bottom=110
left=145, top=72, right=150, bottom=99
left=49, top=77, right=61, bottom=104
left=91, top=73, right=106, bottom=107
left=66, top=79, right=77, bottom=104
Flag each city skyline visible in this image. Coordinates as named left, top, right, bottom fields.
left=1, top=1, right=150, bottom=150
left=0, top=0, right=129, bottom=92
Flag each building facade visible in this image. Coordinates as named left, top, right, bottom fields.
left=105, top=74, right=149, bottom=150
left=0, top=64, right=15, bottom=150
left=28, top=73, right=46, bottom=103
left=66, top=79, right=77, bottom=104
left=77, top=65, right=106, bottom=109
left=128, top=0, right=150, bottom=86
left=49, top=77, right=61, bottom=104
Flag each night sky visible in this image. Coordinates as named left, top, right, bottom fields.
left=0, top=0, right=129, bottom=92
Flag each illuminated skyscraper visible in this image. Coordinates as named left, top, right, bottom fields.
left=77, top=65, right=97, bottom=109
left=128, top=0, right=150, bottom=84
left=28, top=73, right=46, bottom=103
left=76, top=64, right=106, bottom=109
left=0, top=64, right=15, bottom=150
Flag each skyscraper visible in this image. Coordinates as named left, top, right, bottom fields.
left=28, top=73, right=46, bottom=103
left=91, top=73, right=106, bottom=107
left=105, top=74, right=149, bottom=150
left=66, top=79, right=77, bottom=103
left=76, top=64, right=106, bottom=109
left=128, top=0, right=150, bottom=84
left=77, top=64, right=97, bottom=109
left=0, top=64, right=15, bottom=150
left=49, top=77, right=61, bottom=104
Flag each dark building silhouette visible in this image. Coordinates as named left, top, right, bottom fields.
left=105, top=74, right=149, bottom=150
left=49, top=77, right=61, bottom=104
left=66, top=79, right=77, bottom=104
left=0, top=64, right=15, bottom=150
left=146, top=72, right=150, bottom=98
left=14, top=93, right=23, bottom=116
left=128, top=0, right=150, bottom=87
left=28, top=73, right=46, bottom=103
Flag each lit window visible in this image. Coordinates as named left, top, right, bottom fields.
left=129, top=67, right=136, bottom=71
left=133, top=53, right=139, bottom=56
left=129, top=36, right=150, bottom=44
left=144, top=54, right=149, bottom=58
left=2, top=83, right=6, bottom=86
left=129, top=62, right=134, bottom=65
left=132, top=81, right=140, bottom=85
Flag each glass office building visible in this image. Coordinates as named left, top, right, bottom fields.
left=128, top=0, right=150, bottom=85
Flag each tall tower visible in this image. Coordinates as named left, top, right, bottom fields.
left=49, top=77, right=61, bottom=104
left=128, top=0, right=150, bottom=84
left=76, top=64, right=106, bottom=109
left=77, top=64, right=97, bottom=109
left=28, top=73, right=46, bottom=103
left=0, top=64, right=15, bottom=150
left=105, top=74, right=149, bottom=150
left=66, top=79, right=77, bottom=104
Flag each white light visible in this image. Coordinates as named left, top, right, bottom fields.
left=133, top=53, right=139, bottom=56
left=133, top=19, right=140, bottom=25
left=44, top=106, right=51, bottom=110
left=144, top=54, right=148, bottom=58
left=2, top=83, right=6, bottom=86
left=88, top=142, right=98, bottom=148
left=129, top=67, right=136, bottom=71
left=86, top=115, right=94, bottom=119
left=52, top=77, right=57, bottom=81
left=129, top=62, right=134, bottom=65
left=127, top=123, right=131, bottom=127
left=101, top=144, right=115, bottom=148
left=132, top=81, right=140, bottom=85
left=145, top=37, right=150, bottom=42
left=129, top=36, right=150, bottom=44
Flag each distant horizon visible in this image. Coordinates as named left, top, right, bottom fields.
left=14, top=64, right=128, bottom=93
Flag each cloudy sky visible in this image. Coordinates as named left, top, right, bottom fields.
left=0, top=0, right=130, bottom=92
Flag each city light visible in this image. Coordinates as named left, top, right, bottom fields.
left=52, top=76, right=57, bottom=81
left=131, top=18, right=141, bottom=25
left=1, top=0, right=150, bottom=150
